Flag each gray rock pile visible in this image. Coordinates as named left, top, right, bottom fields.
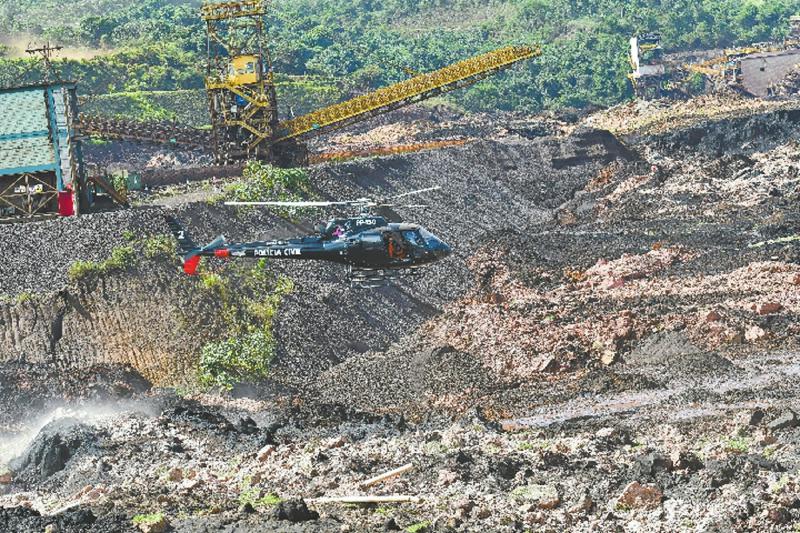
left=0, top=208, right=169, bottom=297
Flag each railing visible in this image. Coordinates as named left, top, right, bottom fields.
left=201, top=0, right=266, bottom=21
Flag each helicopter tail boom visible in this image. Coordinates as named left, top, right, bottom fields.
left=166, top=216, right=227, bottom=275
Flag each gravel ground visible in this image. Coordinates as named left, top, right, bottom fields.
left=0, top=103, right=798, bottom=532
left=0, top=208, right=169, bottom=297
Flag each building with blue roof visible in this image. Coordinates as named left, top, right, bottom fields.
left=0, top=83, right=85, bottom=218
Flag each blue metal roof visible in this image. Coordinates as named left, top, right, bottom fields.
left=0, top=87, right=57, bottom=177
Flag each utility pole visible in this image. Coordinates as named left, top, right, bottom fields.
left=25, top=41, right=63, bottom=82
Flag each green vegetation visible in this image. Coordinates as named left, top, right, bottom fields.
left=771, top=474, right=790, bottom=494
left=406, top=521, right=431, bottom=533
left=106, top=173, right=128, bottom=196
left=2, top=0, right=797, bottom=117
left=238, top=476, right=283, bottom=509
left=724, top=436, right=750, bottom=454
left=68, top=245, right=136, bottom=281
left=197, top=261, right=295, bottom=390
left=516, top=438, right=551, bottom=451
left=226, top=161, right=312, bottom=203
left=199, top=271, right=226, bottom=293
left=142, top=234, right=177, bottom=259
left=225, top=162, right=314, bottom=219
left=198, top=331, right=275, bottom=390
left=239, top=488, right=282, bottom=508
left=132, top=512, right=165, bottom=526
left=15, top=292, right=33, bottom=304
left=66, top=232, right=178, bottom=281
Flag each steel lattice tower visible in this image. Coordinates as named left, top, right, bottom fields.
left=202, top=0, right=281, bottom=164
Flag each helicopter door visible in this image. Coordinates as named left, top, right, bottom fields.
left=359, top=233, right=387, bottom=263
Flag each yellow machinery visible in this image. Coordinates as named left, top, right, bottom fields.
left=628, top=33, right=667, bottom=99
left=202, top=0, right=283, bottom=163
left=201, top=0, right=537, bottom=165
left=76, top=0, right=539, bottom=166
left=274, top=46, right=539, bottom=143
left=686, top=33, right=800, bottom=87
left=229, top=55, right=261, bottom=85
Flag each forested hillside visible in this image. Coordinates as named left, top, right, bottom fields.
left=1, top=0, right=797, bottom=116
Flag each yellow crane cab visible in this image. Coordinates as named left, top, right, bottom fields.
left=228, top=55, right=261, bottom=85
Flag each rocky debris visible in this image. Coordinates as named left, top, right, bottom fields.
left=0, top=363, right=151, bottom=430
left=272, top=499, right=319, bottom=522
left=568, top=492, right=593, bottom=514
left=512, top=483, right=561, bottom=509
left=10, top=418, right=95, bottom=483
left=166, top=467, right=182, bottom=482
left=257, top=444, right=276, bottom=462
left=768, top=410, right=799, bottom=431
left=771, top=64, right=800, bottom=97
left=600, top=351, right=619, bottom=366
left=766, top=506, right=791, bottom=524
left=627, top=331, right=702, bottom=365
left=634, top=452, right=673, bottom=478
left=755, top=302, right=783, bottom=315
left=615, top=482, right=663, bottom=510
left=745, top=408, right=766, bottom=426
left=669, top=449, right=703, bottom=472
left=746, top=326, right=767, bottom=342
left=582, top=247, right=689, bottom=289
left=0, top=99, right=798, bottom=533
left=0, top=208, right=170, bottom=297
left=0, top=506, right=98, bottom=533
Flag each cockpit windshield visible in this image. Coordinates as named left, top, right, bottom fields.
left=402, top=230, right=425, bottom=247
left=418, top=228, right=439, bottom=245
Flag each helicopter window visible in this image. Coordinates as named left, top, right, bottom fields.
left=361, top=233, right=385, bottom=252
left=402, top=230, right=425, bottom=247
left=418, top=228, right=437, bottom=243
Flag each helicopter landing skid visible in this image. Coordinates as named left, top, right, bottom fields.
left=348, top=266, right=422, bottom=289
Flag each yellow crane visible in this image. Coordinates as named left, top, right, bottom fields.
left=77, top=0, right=539, bottom=166
left=273, top=46, right=539, bottom=144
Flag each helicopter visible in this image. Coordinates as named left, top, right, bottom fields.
left=167, top=187, right=452, bottom=287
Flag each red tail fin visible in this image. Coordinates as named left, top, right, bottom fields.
left=183, top=255, right=201, bottom=275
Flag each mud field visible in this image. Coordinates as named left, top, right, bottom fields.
left=1, top=100, right=799, bottom=532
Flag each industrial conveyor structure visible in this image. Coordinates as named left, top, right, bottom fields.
left=73, top=0, right=538, bottom=166
left=76, top=115, right=212, bottom=148
left=273, top=46, right=539, bottom=143
left=631, top=16, right=800, bottom=99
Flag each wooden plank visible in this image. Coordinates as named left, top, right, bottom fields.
left=360, top=464, right=414, bottom=489
left=308, top=495, right=422, bottom=505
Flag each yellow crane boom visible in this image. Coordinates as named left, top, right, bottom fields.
left=273, top=45, right=540, bottom=144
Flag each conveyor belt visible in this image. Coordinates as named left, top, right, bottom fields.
left=75, top=115, right=212, bottom=148
left=273, top=46, right=540, bottom=143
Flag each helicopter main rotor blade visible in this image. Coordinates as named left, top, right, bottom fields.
left=224, top=187, right=440, bottom=209
left=385, top=186, right=442, bottom=201
left=375, top=203, right=430, bottom=209
left=225, top=201, right=354, bottom=207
